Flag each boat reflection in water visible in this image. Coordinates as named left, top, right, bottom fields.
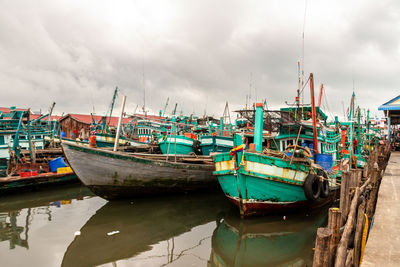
left=210, top=208, right=328, bottom=267
left=0, top=185, right=93, bottom=251
left=62, top=193, right=232, bottom=267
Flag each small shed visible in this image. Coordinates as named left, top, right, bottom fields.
left=59, top=114, right=93, bottom=139
left=378, top=94, right=400, bottom=145
left=59, top=114, right=133, bottom=140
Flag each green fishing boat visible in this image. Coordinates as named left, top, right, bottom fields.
left=158, top=134, right=195, bottom=155
left=213, top=74, right=339, bottom=217
left=200, top=135, right=234, bottom=156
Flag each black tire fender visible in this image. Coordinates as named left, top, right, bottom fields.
left=192, top=140, right=202, bottom=155
left=318, top=170, right=330, bottom=198
left=304, top=174, right=321, bottom=201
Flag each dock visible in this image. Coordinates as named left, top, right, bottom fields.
left=362, top=151, right=400, bottom=266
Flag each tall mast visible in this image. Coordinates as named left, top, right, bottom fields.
left=300, top=0, right=308, bottom=119
left=317, top=84, right=324, bottom=108
left=142, top=66, right=146, bottom=117
left=310, top=73, right=318, bottom=157
left=107, top=87, right=118, bottom=128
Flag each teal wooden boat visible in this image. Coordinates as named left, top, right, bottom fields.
left=200, top=135, right=234, bottom=156
left=213, top=78, right=339, bottom=217
left=213, top=141, right=335, bottom=217
left=0, top=107, right=59, bottom=177
left=158, top=134, right=195, bottom=155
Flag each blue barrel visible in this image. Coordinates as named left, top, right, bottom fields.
left=316, top=154, right=333, bottom=172
left=49, top=157, right=67, bottom=172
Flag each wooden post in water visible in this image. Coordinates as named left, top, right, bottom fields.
left=340, top=171, right=351, bottom=226
left=328, top=208, right=342, bottom=266
left=114, top=95, right=126, bottom=152
left=313, top=227, right=332, bottom=267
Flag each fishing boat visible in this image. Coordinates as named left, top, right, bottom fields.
left=0, top=107, right=58, bottom=176
left=199, top=117, right=234, bottom=156
left=158, top=134, right=196, bottom=155
left=0, top=169, right=77, bottom=194
left=199, top=135, right=234, bottom=156
left=212, top=74, right=339, bottom=217
left=61, top=142, right=218, bottom=200
left=0, top=106, right=79, bottom=193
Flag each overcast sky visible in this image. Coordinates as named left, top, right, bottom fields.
left=0, top=0, right=398, bottom=119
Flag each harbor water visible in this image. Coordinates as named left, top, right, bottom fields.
left=0, top=185, right=328, bottom=267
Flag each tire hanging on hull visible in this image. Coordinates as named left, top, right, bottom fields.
left=304, top=174, right=321, bottom=201
left=318, top=170, right=330, bottom=198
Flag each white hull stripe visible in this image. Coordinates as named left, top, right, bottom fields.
left=164, top=138, right=193, bottom=146
left=215, top=160, right=307, bottom=182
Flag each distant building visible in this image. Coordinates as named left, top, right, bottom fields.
left=59, top=114, right=134, bottom=139
left=378, top=94, right=400, bottom=144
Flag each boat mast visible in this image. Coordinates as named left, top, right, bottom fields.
left=162, top=97, right=169, bottom=117
left=107, top=87, right=118, bottom=129
left=317, top=84, right=324, bottom=108
left=114, top=95, right=126, bottom=152
left=309, top=73, right=318, bottom=157
left=142, top=68, right=146, bottom=118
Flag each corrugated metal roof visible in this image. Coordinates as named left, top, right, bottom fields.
left=60, top=114, right=133, bottom=126
left=378, top=95, right=400, bottom=111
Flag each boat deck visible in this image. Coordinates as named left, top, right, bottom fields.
left=362, top=151, right=400, bottom=266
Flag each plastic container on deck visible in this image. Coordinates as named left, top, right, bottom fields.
left=316, top=154, right=333, bottom=172
left=57, top=166, right=72, bottom=174
left=49, top=157, right=67, bottom=172
left=20, top=170, right=38, bottom=177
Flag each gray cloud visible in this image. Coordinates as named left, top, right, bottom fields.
left=0, top=0, right=398, bottom=119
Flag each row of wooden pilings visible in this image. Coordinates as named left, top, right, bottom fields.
left=313, top=142, right=390, bottom=267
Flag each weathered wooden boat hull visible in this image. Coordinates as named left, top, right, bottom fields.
left=62, top=143, right=218, bottom=200
left=213, top=152, right=337, bottom=216
left=0, top=172, right=78, bottom=194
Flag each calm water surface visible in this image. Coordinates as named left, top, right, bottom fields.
left=0, top=185, right=327, bottom=266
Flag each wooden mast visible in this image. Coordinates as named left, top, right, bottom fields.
left=318, top=84, right=324, bottom=108
left=310, top=73, right=319, bottom=156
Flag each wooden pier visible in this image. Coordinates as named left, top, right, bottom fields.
left=312, top=142, right=390, bottom=267
left=362, top=151, right=400, bottom=266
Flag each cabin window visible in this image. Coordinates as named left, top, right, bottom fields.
left=0, top=136, right=4, bottom=145
left=287, top=140, right=293, bottom=146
